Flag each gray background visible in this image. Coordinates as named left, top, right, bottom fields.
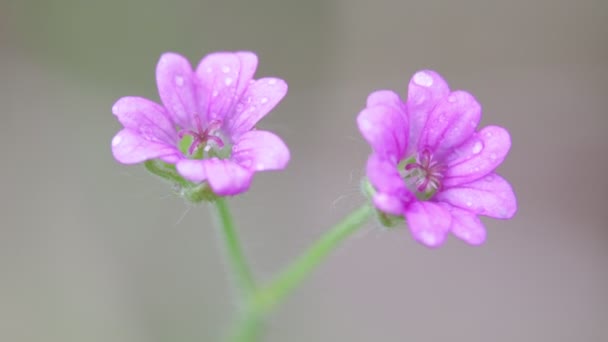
left=1, top=0, right=607, bottom=341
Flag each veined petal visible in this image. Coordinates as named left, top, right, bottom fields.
left=232, top=130, right=290, bottom=171
left=419, top=90, right=481, bottom=157
left=443, top=126, right=511, bottom=187
left=372, top=192, right=407, bottom=216
left=406, top=70, right=450, bottom=153
left=448, top=206, right=486, bottom=245
left=366, top=90, right=405, bottom=113
left=195, top=51, right=258, bottom=124
left=111, top=129, right=181, bottom=164
left=225, top=77, right=288, bottom=138
left=176, top=158, right=253, bottom=195
left=357, top=104, right=408, bottom=160
left=156, top=52, right=198, bottom=129
left=366, top=154, right=408, bottom=194
left=435, top=173, right=517, bottom=219
left=204, top=159, right=254, bottom=195
left=405, top=201, right=452, bottom=247
left=112, top=96, right=178, bottom=145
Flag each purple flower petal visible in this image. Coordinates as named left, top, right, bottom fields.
left=366, top=90, right=405, bottom=112
left=112, top=129, right=181, bottom=164
left=357, top=104, right=408, bottom=161
left=418, top=90, right=481, bottom=157
left=156, top=52, right=198, bottom=129
left=231, top=130, right=290, bottom=171
left=112, top=96, right=178, bottom=145
left=195, top=51, right=258, bottom=123
left=448, top=206, right=486, bottom=245
left=204, top=159, right=254, bottom=195
left=176, top=158, right=253, bottom=195
left=443, top=126, right=512, bottom=187
left=366, top=154, right=414, bottom=215
left=435, top=173, right=517, bottom=219
left=225, top=77, right=288, bottom=138
left=175, top=159, right=207, bottom=183
left=406, top=70, right=450, bottom=153
left=372, top=192, right=407, bottom=216
left=405, top=201, right=452, bottom=247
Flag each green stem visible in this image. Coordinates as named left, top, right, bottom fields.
left=212, top=197, right=257, bottom=297
left=230, top=204, right=373, bottom=341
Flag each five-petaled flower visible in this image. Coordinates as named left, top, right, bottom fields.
left=111, top=51, right=290, bottom=196
left=358, top=70, right=517, bottom=247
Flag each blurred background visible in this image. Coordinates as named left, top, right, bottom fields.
left=1, top=0, right=607, bottom=341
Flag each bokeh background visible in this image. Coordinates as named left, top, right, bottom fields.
left=1, top=0, right=607, bottom=341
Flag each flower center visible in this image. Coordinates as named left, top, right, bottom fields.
left=178, top=117, right=230, bottom=159
left=400, top=148, right=445, bottom=200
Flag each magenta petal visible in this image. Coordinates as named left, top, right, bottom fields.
left=366, top=154, right=409, bottom=194
left=435, top=173, right=517, bottom=219
left=231, top=130, right=290, bottom=171
left=203, top=159, right=253, bottom=195
left=156, top=52, right=198, bottom=129
left=405, top=201, right=452, bottom=247
left=112, top=96, right=178, bottom=145
left=176, top=159, right=207, bottom=183
left=195, top=52, right=258, bottom=123
left=448, top=206, right=486, bottom=245
left=357, top=104, right=408, bottom=160
left=112, top=129, right=181, bottom=164
left=366, top=90, right=405, bottom=112
left=443, top=126, right=512, bottom=187
left=419, top=90, right=481, bottom=156
left=406, top=70, right=450, bottom=152
left=225, top=77, right=288, bottom=138
left=372, top=192, right=406, bottom=216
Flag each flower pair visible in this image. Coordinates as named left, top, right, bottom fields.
left=111, top=52, right=516, bottom=247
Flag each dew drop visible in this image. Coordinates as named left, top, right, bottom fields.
left=256, top=162, right=265, bottom=170
left=112, top=135, right=122, bottom=146
left=175, top=75, right=184, bottom=86
left=260, top=97, right=269, bottom=104
left=212, top=90, right=219, bottom=97
left=225, top=77, right=233, bottom=86
left=268, top=79, right=277, bottom=85
left=472, top=141, right=483, bottom=154
left=466, top=201, right=473, bottom=207
left=221, top=66, right=231, bottom=73
left=413, top=71, right=433, bottom=87
left=485, top=131, right=493, bottom=137
left=447, top=94, right=457, bottom=103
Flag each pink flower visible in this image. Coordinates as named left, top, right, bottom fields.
left=357, top=70, right=517, bottom=247
left=111, top=52, right=290, bottom=196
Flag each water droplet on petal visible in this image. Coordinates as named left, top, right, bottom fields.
left=212, top=90, right=219, bottom=97
left=447, top=94, right=457, bottom=103
left=175, top=75, right=184, bottom=86
left=472, top=141, right=483, bottom=154
left=268, top=79, right=277, bottom=85
left=260, top=97, right=268, bottom=104
left=413, top=71, right=433, bottom=87
left=466, top=201, right=473, bottom=207
left=221, top=66, right=231, bottom=73
left=112, top=135, right=122, bottom=146
left=225, top=77, right=233, bottom=86
left=257, top=162, right=265, bottom=170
